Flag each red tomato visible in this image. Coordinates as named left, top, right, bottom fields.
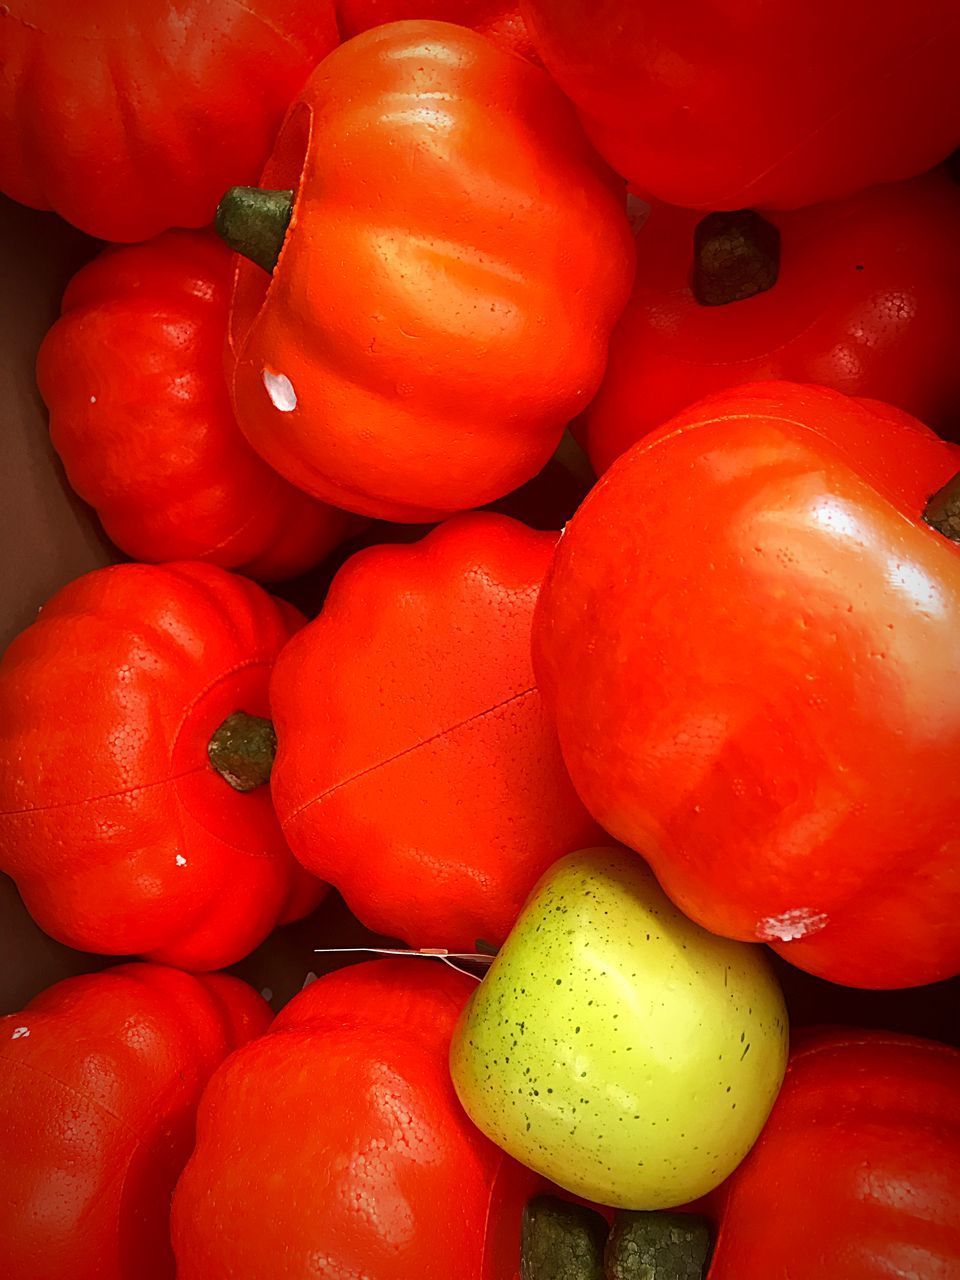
left=587, top=171, right=960, bottom=473
left=338, top=1, right=538, bottom=60
left=520, top=0, right=960, bottom=209
left=270, top=513, right=600, bottom=951
left=339, top=0, right=494, bottom=25
left=171, top=959, right=540, bottom=1280
left=0, top=562, right=324, bottom=970
left=226, top=21, right=634, bottom=522
left=0, top=963, right=270, bottom=1280
left=534, top=383, right=960, bottom=989
left=37, top=231, right=352, bottom=580
left=708, top=1030, right=960, bottom=1277
left=0, top=1, right=340, bottom=242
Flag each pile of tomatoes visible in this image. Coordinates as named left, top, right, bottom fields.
left=0, top=2, right=958, bottom=1277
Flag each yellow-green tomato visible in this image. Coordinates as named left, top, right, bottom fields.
left=449, top=846, right=788, bottom=1209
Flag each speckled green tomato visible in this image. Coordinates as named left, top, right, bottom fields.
left=449, top=847, right=789, bottom=1209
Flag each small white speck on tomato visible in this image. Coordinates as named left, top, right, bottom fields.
left=262, top=369, right=297, bottom=413
left=756, top=908, right=828, bottom=943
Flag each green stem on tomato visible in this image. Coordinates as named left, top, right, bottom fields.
left=924, top=473, right=960, bottom=543
left=521, top=1197, right=606, bottom=1280
left=215, top=186, right=294, bottom=274
left=692, top=209, right=780, bottom=306
left=604, top=1210, right=712, bottom=1279
left=207, top=711, right=277, bottom=792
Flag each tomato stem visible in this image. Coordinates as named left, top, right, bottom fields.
left=521, top=1196, right=606, bottom=1279
left=926, top=476, right=960, bottom=545
left=215, top=187, right=294, bottom=274
left=924, top=474, right=960, bottom=542
left=604, top=1211, right=712, bottom=1278
left=692, top=209, right=780, bottom=306
left=519, top=1199, right=712, bottom=1278
left=208, top=711, right=277, bottom=792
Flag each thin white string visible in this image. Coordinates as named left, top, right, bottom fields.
left=312, top=945, right=494, bottom=982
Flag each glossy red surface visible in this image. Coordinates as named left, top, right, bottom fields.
left=520, top=0, right=960, bottom=209
left=338, top=0, right=538, bottom=59
left=535, top=383, right=960, bottom=988
left=227, top=21, right=634, bottom=521
left=0, top=0, right=340, bottom=241
left=708, top=1030, right=960, bottom=1277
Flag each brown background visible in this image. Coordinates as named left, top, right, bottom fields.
left=1, top=191, right=956, bottom=1043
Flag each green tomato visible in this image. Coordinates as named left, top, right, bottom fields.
left=450, top=847, right=788, bottom=1209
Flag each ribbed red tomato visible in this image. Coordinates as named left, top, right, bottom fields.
left=0, top=963, right=270, bottom=1280
left=535, top=383, right=960, bottom=989
left=225, top=21, right=634, bottom=521
left=37, top=231, right=351, bottom=580
left=0, top=562, right=324, bottom=970
left=271, top=514, right=600, bottom=951
left=587, top=171, right=960, bottom=473
left=520, top=0, right=960, bottom=210
left=0, top=0, right=340, bottom=241
left=171, top=959, right=540, bottom=1280
left=708, top=1030, right=960, bottom=1277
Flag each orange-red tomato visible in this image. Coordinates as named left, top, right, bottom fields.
left=535, top=383, right=960, bottom=989
left=270, top=513, right=600, bottom=951
left=0, top=963, right=270, bottom=1280
left=520, top=0, right=960, bottom=210
left=0, top=0, right=340, bottom=242
left=708, top=1030, right=960, bottom=1277
left=227, top=21, right=634, bottom=522
left=0, top=562, right=324, bottom=971
left=37, top=231, right=352, bottom=580
left=171, top=959, right=540, bottom=1280
left=587, top=172, right=960, bottom=473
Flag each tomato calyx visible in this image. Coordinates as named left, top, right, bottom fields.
left=692, top=209, right=780, bottom=306
left=519, top=1196, right=713, bottom=1279
left=924, top=473, right=960, bottom=543
left=605, top=1210, right=712, bottom=1279
left=521, top=1196, right=606, bottom=1279
left=215, top=186, right=294, bottom=274
left=207, top=710, right=277, bottom=791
